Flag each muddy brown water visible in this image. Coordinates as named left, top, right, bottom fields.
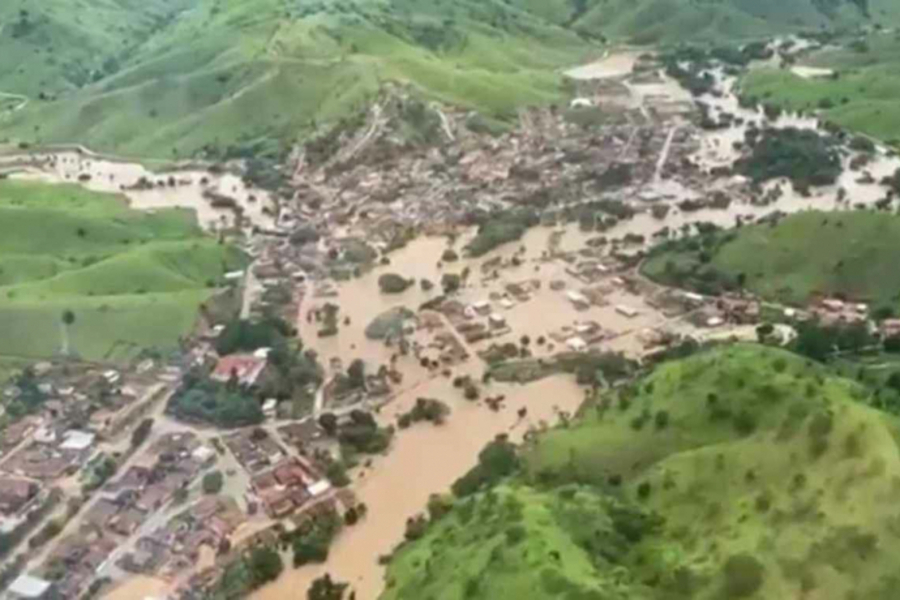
left=2, top=151, right=275, bottom=230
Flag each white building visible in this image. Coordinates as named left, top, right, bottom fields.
left=566, top=291, right=590, bottom=310
left=262, top=398, right=278, bottom=419
left=566, top=336, right=587, bottom=351
left=615, top=305, right=639, bottom=318
left=8, top=574, right=52, bottom=599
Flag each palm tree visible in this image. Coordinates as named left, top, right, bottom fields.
left=60, top=309, right=75, bottom=355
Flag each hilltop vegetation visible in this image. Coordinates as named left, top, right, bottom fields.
left=554, top=0, right=897, bottom=45
left=1, top=0, right=593, bottom=158
left=741, top=30, right=900, bottom=144
left=4, top=0, right=900, bottom=157
left=382, top=344, right=900, bottom=600
left=0, top=180, right=245, bottom=363
left=642, top=210, right=900, bottom=309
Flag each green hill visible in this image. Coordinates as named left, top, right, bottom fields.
left=1, top=0, right=594, bottom=158
left=572, top=0, right=896, bottom=45
left=3, top=0, right=897, bottom=158
left=0, top=180, right=245, bottom=363
left=741, top=30, right=900, bottom=144
left=382, top=344, right=900, bottom=600
left=642, top=210, right=900, bottom=309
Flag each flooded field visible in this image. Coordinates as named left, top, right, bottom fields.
left=0, top=151, right=275, bottom=230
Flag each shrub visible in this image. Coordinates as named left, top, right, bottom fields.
left=637, top=481, right=652, bottom=500
left=722, top=553, right=764, bottom=597
left=202, top=471, right=224, bottom=494
left=248, top=546, right=283, bottom=588
left=378, top=273, right=413, bottom=294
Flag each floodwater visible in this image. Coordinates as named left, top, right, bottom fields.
left=258, top=51, right=900, bottom=600
left=252, top=375, right=583, bottom=600
left=0, top=151, right=275, bottom=231
left=694, top=67, right=900, bottom=208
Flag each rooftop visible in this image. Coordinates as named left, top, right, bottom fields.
left=8, top=574, right=51, bottom=598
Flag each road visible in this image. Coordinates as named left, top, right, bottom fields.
left=22, top=384, right=179, bottom=574
left=240, top=263, right=262, bottom=320
left=433, top=104, right=455, bottom=142
left=653, top=125, right=679, bottom=183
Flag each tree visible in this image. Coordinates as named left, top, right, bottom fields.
left=319, top=413, right=338, bottom=436
left=347, top=359, right=366, bottom=389
left=441, top=273, right=461, bottom=294
left=202, top=471, right=224, bottom=494
left=654, top=410, right=670, bottom=430
left=60, top=309, right=76, bottom=355
left=722, top=553, right=765, bottom=597
left=248, top=546, right=283, bottom=588
left=307, top=574, right=348, bottom=600
left=377, top=273, right=412, bottom=294
left=130, top=418, right=154, bottom=448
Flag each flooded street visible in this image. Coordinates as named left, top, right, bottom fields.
left=253, top=375, right=582, bottom=600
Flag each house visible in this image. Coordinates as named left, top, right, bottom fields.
left=615, top=305, right=639, bottom=318
left=137, top=483, right=170, bottom=512
left=881, top=319, right=900, bottom=338
left=472, top=300, right=491, bottom=316
left=8, top=574, right=52, bottom=599
left=109, top=508, right=145, bottom=536
left=262, top=398, right=278, bottom=419
left=566, top=337, right=587, bottom=352
left=59, top=430, right=95, bottom=451
left=488, top=314, right=507, bottom=329
left=0, top=478, right=38, bottom=514
left=566, top=291, right=590, bottom=311
left=84, top=498, right=120, bottom=530
left=211, top=354, right=267, bottom=387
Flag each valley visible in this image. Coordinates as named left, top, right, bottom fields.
left=2, top=4, right=900, bottom=600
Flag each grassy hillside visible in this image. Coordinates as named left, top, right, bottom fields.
left=1, top=0, right=594, bottom=158
left=0, top=0, right=194, bottom=97
left=4, top=0, right=897, bottom=158
left=0, top=180, right=245, bottom=363
left=742, top=30, right=900, bottom=143
left=383, top=344, right=900, bottom=600
left=642, top=210, right=900, bottom=309
left=571, top=0, right=899, bottom=45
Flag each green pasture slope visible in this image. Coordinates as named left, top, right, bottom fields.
left=742, top=30, right=900, bottom=143
left=572, top=0, right=895, bottom=45
left=1, top=0, right=593, bottom=158
left=643, top=210, right=900, bottom=309
left=383, top=344, right=900, bottom=600
left=0, top=180, right=245, bottom=363
left=3, top=0, right=894, bottom=158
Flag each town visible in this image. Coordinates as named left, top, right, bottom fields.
left=1, top=42, right=899, bottom=600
